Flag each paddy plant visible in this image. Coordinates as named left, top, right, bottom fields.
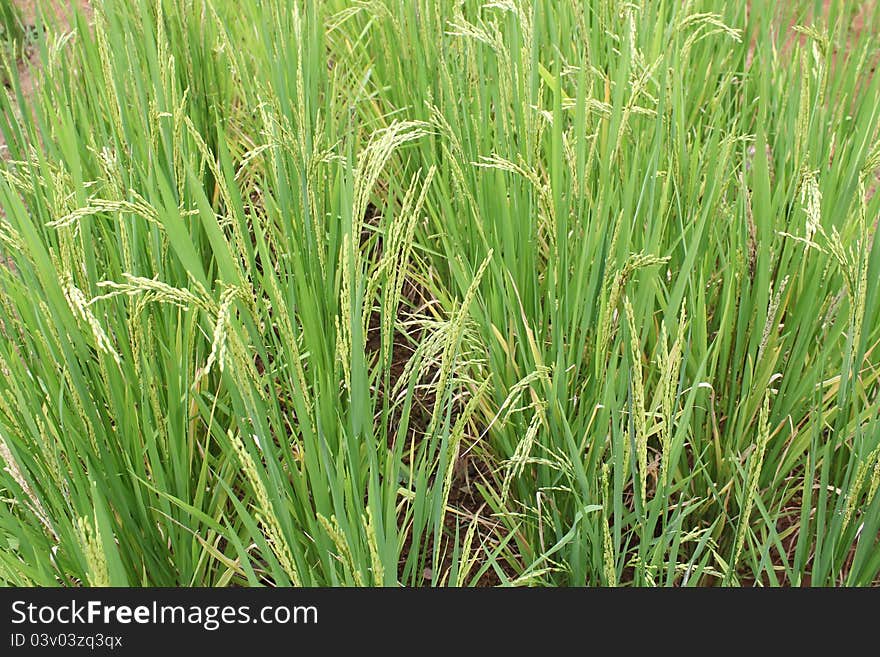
left=0, top=0, right=878, bottom=586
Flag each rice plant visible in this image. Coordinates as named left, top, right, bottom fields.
left=0, top=0, right=24, bottom=70
left=0, top=0, right=878, bottom=587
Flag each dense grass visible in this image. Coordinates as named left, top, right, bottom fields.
left=0, top=0, right=24, bottom=64
left=0, top=0, right=878, bottom=586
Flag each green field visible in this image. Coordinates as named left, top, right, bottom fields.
left=0, top=0, right=878, bottom=586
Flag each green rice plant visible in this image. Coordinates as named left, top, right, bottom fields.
left=0, top=0, right=878, bottom=587
left=0, top=0, right=22, bottom=46
left=0, top=0, right=24, bottom=87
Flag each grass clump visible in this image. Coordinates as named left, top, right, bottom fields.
left=0, top=0, right=24, bottom=73
left=0, top=0, right=23, bottom=44
left=0, top=0, right=878, bottom=587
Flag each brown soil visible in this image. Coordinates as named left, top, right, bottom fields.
left=357, top=202, right=515, bottom=585
left=12, top=0, right=91, bottom=26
